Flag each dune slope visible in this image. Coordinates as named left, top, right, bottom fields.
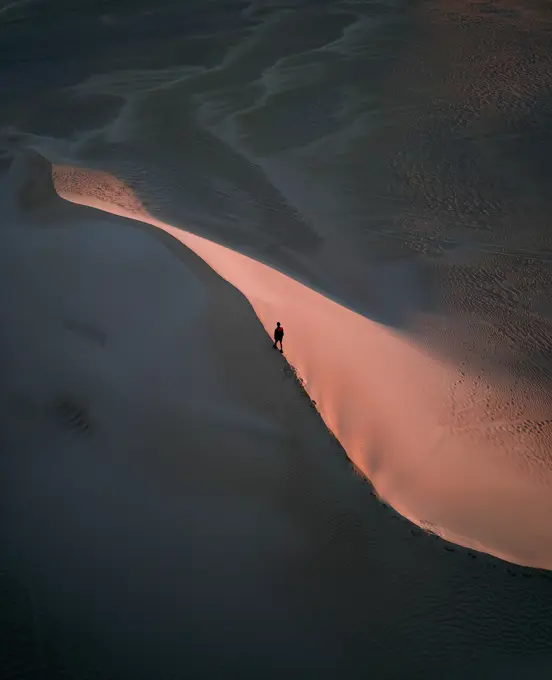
left=54, top=159, right=552, bottom=571
left=2, top=150, right=552, bottom=679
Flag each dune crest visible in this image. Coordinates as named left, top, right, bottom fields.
left=48, top=157, right=552, bottom=570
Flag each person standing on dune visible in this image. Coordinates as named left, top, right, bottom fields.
left=273, top=322, right=284, bottom=352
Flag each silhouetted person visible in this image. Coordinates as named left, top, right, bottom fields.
left=273, top=322, right=284, bottom=352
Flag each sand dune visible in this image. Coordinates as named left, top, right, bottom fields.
left=52, top=158, right=552, bottom=571
left=3, top=149, right=552, bottom=679
left=4, top=1, right=552, bottom=677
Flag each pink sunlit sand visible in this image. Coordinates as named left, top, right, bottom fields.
left=56, top=162, right=552, bottom=571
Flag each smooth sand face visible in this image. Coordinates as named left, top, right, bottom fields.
left=0, top=152, right=361, bottom=678
left=55, top=165, right=552, bottom=570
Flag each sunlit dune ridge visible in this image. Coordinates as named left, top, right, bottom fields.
left=55, top=164, right=552, bottom=570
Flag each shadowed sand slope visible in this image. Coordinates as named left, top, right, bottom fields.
left=2, top=150, right=552, bottom=679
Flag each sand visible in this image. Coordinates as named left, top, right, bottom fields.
left=3, top=0, right=552, bottom=675
left=2, top=150, right=552, bottom=679
left=52, top=160, right=552, bottom=571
